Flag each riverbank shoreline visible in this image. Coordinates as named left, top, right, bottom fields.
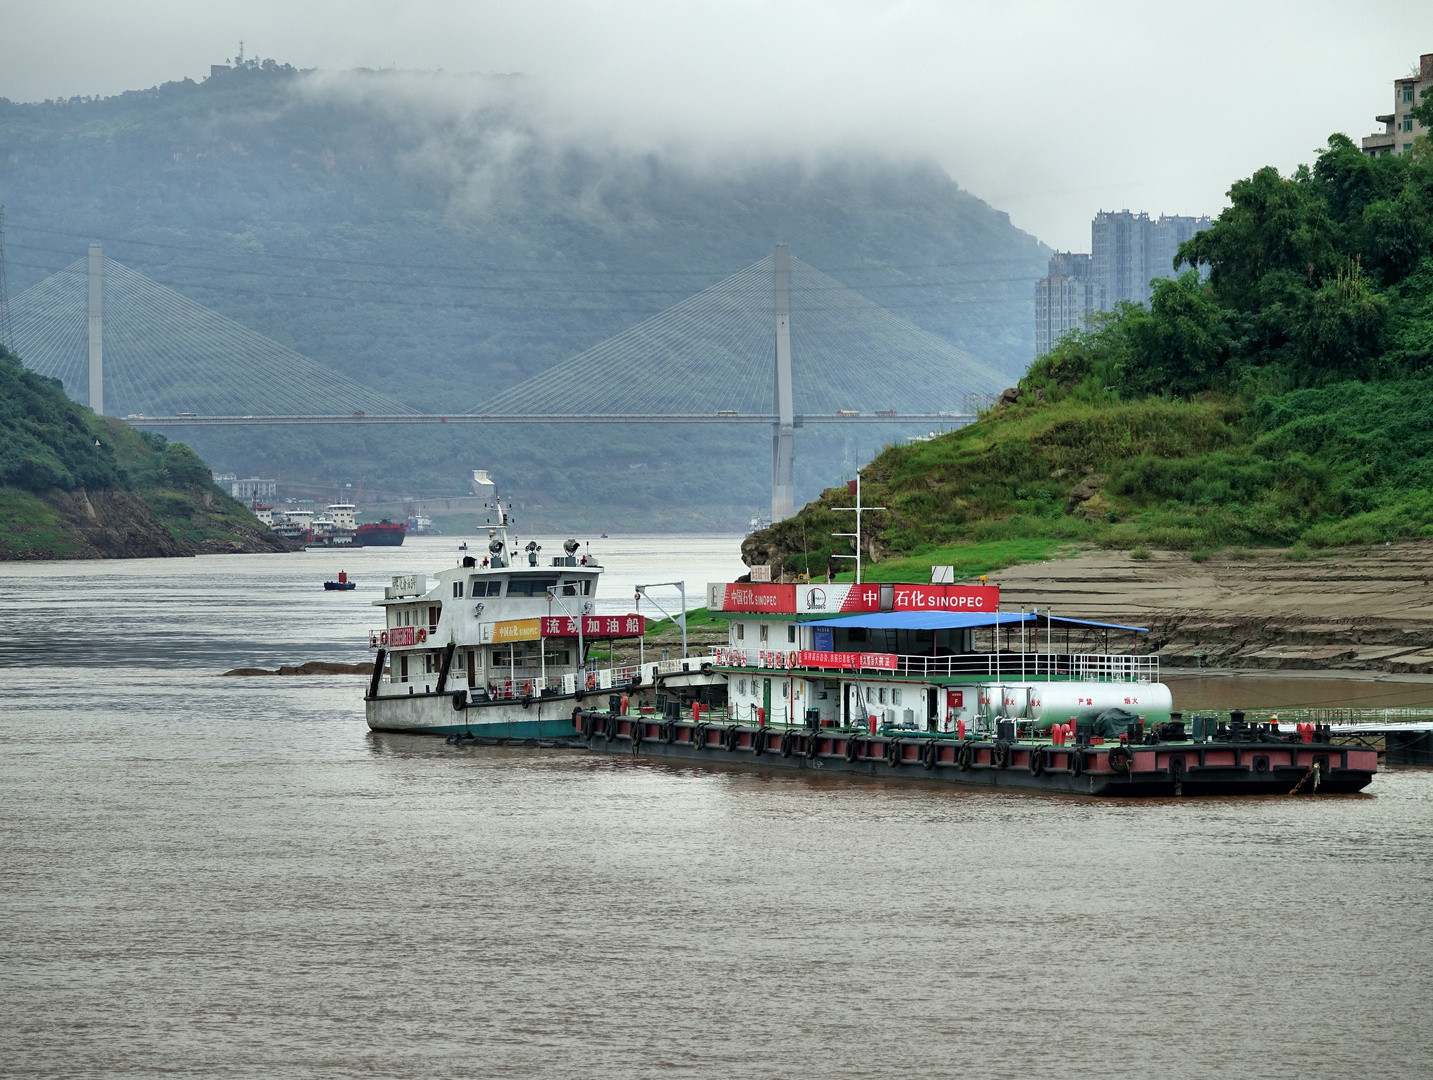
left=991, top=541, right=1433, bottom=674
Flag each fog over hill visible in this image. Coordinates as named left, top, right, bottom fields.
left=0, top=62, right=1048, bottom=527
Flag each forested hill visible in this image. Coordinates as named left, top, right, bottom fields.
left=0, top=345, right=292, bottom=559
left=745, top=127, right=1433, bottom=577
left=0, top=62, right=1048, bottom=526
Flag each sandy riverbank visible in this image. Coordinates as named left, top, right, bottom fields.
left=991, top=542, right=1433, bottom=673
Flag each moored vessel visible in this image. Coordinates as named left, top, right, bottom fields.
left=359, top=533, right=1377, bottom=795
left=364, top=502, right=644, bottom=740
left=356, top=519, right=408, bottom=546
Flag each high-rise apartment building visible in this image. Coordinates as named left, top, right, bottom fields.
left=1092, top=211, right=1211, bottom=307
left=1362, top=52, right=1432, bottom=158
left=1034, top=252, right=1102, bottom=358
left=1034, top=212, right=1210, bottom=358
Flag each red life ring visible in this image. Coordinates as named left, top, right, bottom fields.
left=417, top=627, right=428, bottom=642
left=586, top=672, right=597, bottom=690
left=379, top=630, right=388, bottom=646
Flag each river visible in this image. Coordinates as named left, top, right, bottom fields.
left=2, top=536, right=1430, bottom=1078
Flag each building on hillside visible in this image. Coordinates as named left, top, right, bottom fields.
left=1362, top=52, right=1433, bottom=157
left=1034, top=252, right=1102, bottom=358
left=231, top=477, right=277, bottom=501
left=1034, top=212, right=1211, bottom=358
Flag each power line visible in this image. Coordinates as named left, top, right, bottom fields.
left=5, top=257, right=1036, bottom=314
left=8, top=222, right=1045, bottom=278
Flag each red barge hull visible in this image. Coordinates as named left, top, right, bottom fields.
left=355, top=521, right=408, bottom=546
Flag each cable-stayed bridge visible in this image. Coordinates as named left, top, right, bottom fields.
left=12, top=244, right=1005, bottom=519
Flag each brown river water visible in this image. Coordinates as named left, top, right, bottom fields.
left=2, top=538, right=1431, bottom=1078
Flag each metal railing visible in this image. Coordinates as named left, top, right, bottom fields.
left=706, top=646, right=1158, bottom=683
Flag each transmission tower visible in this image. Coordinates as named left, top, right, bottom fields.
left=0, top=205, right=12, bottom=352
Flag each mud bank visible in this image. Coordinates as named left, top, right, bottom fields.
left=992, top=543, right=1433, bottom=674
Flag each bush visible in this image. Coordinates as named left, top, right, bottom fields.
left=1130, top=546, right=1151, bottom=560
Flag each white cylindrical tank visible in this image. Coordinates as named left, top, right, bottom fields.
left=1000, top=685, right=1032, bottom=718
left=1023, top=681, right=1174, bottom=726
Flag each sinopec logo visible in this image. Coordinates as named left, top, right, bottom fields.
left=805, top=588, right=827, bottom=610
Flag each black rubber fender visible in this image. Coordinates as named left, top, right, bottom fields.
left=691, top=723, right=705, bottom=751
left=1028, top=746, right=1045, bottom=776
left=922, top=739, right=937, bottom=770
left=1108, top=745, right=1132, bottom=772
left=991, top=740, right=1011, bottom=769
left=604, top=713, right=618, bottom=742
left=723, top=724, right=742, bottom=752
left=751, top=727, right=767, bottom=755
left=663, top=720, right=676, bottom=745
left=805, top=731, right=820, bottom=759
left=1253, top=754, right=1270, bottom=774
left=845, top=735, right=860, bottom=762
left=780, top=730, right=794, bottom=758
left=452, top=690, right=468, bottom=711
left=521, top=694, right=532, bottom=710
left=1069, top=748, right=1084, bottom=777
left=886, top=738, right=901, bottom=767
left=956, top=742, right=972, bottom=771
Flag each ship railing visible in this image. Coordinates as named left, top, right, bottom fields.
left=705, top=646, right=1158, bottom=683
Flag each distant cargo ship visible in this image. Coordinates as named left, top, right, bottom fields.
left=355, top=520, right=408, bottom=546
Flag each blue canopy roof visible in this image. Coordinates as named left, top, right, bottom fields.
left=803, top=611, right=1147, bottom=633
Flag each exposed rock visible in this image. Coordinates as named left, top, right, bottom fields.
left=997, top=386, right=1020, bottom=405
left=223, top=660, right=379, bottom=676
left=1066, top=474, right=1105, bottom=514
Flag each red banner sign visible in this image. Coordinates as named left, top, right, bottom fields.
left=707, top=584, right=797, bottom=613
left=795, top=650, right=899, bottom=671
left=539, top=614, right=645, bottom=637
left=386, top=626, right=416, bottom=647
left=710, top=582, right=999, bottom=615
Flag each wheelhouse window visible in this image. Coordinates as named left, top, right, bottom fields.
left=506, top=577, right=558, bottom=598
left=452, top=581, right=464, bottom=598
left=428, top=605, right=441, bottom=632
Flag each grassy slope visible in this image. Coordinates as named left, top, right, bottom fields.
left=0, top=345, right=288, bottom=557
left=748, top=381, right=1433, bottom=581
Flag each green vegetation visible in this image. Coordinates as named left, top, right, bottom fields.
left=1, top=63, right=1046, bottom=523
left=643, top=607, right=720, bottom=636
left=752, top=122, right=1433, bottom=576
left=0, top=345, right=289, bottom=558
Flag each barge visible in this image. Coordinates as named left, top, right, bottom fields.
left=363, top=523, right=1376, bottom=796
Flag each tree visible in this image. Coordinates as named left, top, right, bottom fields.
left=1120, top=272, right=1233, bottom=397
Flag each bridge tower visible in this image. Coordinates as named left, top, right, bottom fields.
left=88, top=244, right=104, bottom=415
left=771, top=243, right=796, bottom=522
left=0, top=206, right=12, bottom=352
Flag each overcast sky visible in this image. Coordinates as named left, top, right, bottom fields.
left=2, top=1, right=1429, bottom=250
